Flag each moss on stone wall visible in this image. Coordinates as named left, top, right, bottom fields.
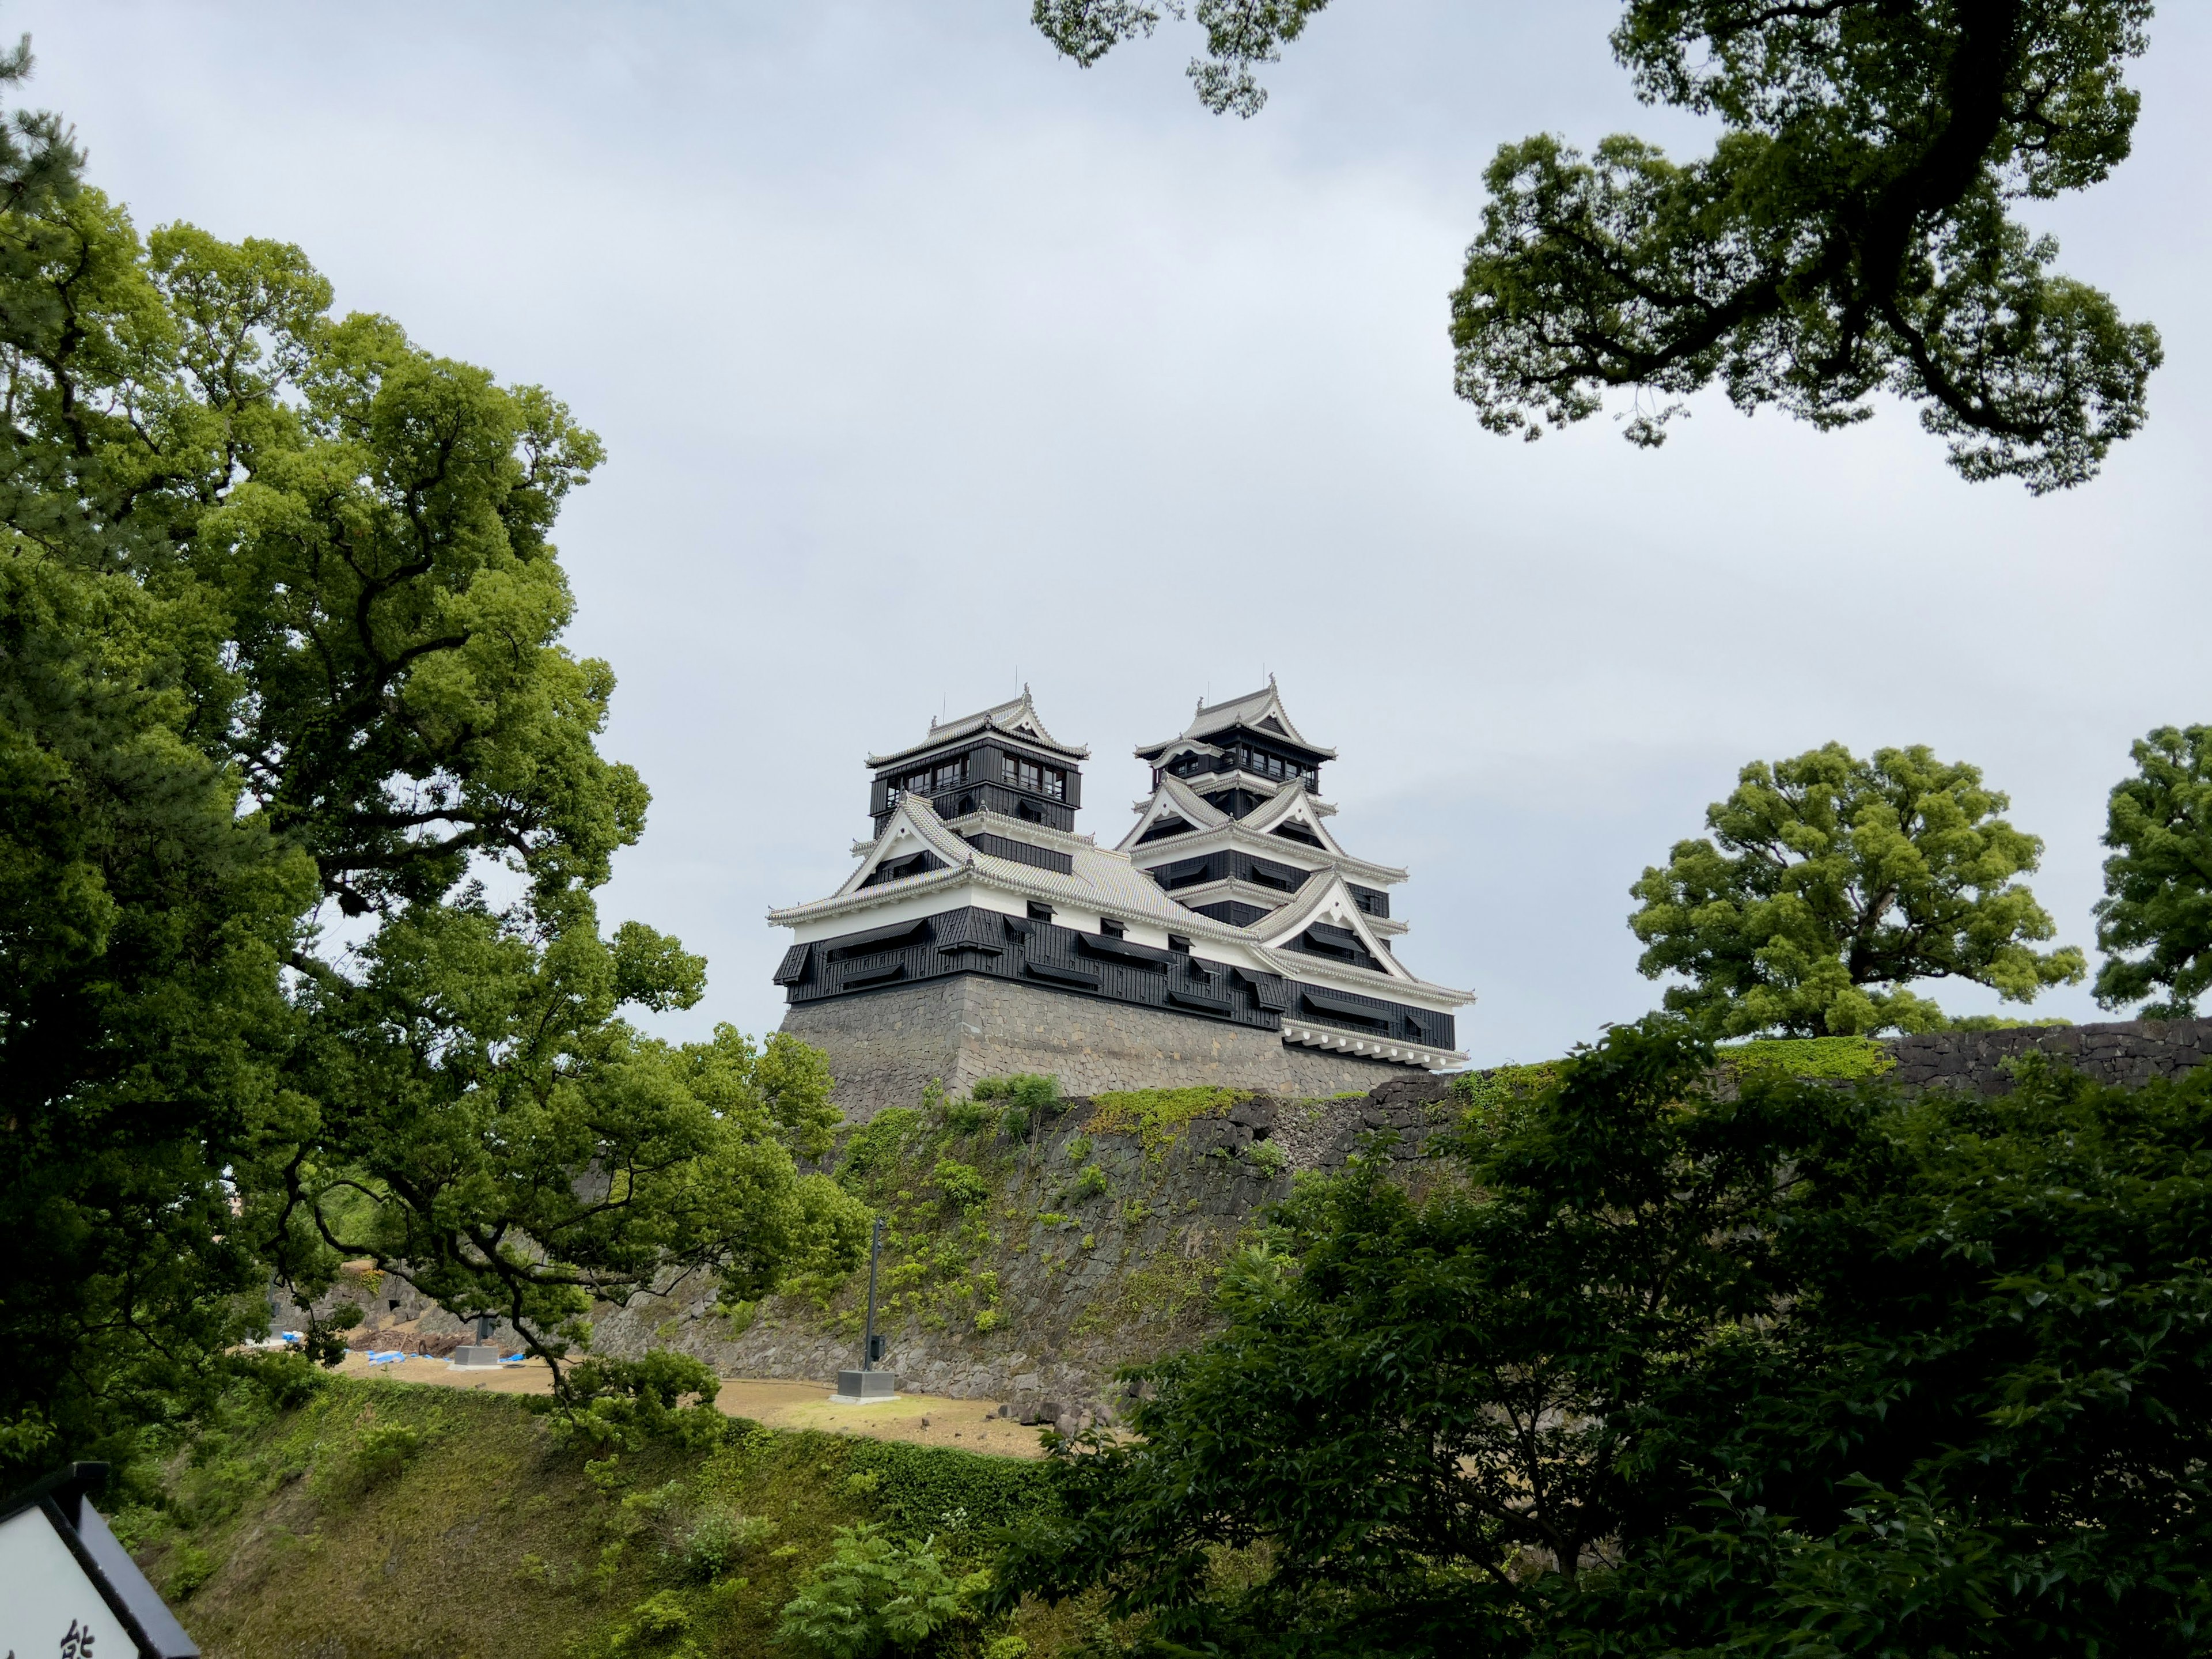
left=1087, top=1086, right=1252, bottom=1161
left=1721, top=1036, right=1896, bottom=1081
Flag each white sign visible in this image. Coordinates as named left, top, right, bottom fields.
left=0, top=1504, right=131, bottom=1658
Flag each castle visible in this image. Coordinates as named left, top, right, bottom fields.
left=768, top=684, right=1471, bottom=1116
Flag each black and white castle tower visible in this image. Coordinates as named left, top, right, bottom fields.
left=770, top=684, right=1469, bottom=1117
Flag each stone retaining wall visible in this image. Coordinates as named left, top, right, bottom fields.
left=1880, top=1017, right=2212, bottom=1094
left=780, top=972, right=1414, bottom=1122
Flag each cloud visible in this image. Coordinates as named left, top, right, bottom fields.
left=30, top=0, right=2212, bottom=1060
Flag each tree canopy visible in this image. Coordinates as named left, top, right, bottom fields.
left=2094, top=724, right=2212, bottom=1019
left=0, top=41, right=866, bottom=1482
left=990, top=1017, right=2212, bottom=1656
left=1628, top=741, right=2082, bottom=1036
left=1033, top=1, right=2163, bottom=490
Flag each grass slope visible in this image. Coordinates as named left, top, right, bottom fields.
left=132, top=1374, right=1072, bottom=1658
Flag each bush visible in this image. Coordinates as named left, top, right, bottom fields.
left=974, top=1075, right=1063, bottom=1139
left=351, top=1422, right=424, bottom=1484
left=839, top=1108, right=925, bottom=1193
left=1243, top=1140, right=1289, bottom=1178
left=1069, top=1164, right=1108, bottom=1202
left=843, top=1438, right=1056, bottom=1546
left=166, top=1544, right=218, bottom=1600
left=775, top=1523, right=974, bottom=1658
left=537, top=1351, right=726, bottom=1455
left=676, top=1508, right=778, bottom=1582
left=608, top=1590, right=694, bottom=1654
left=943, top=1096, right=991, bottom=1135
left=931, top=1158, right=990, bottom=1213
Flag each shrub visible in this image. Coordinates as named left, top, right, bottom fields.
left=1722, top=1035, right=1895, bottom=1081
left=536, top=1351, right=726, bottom=1455
left=1062, top=1135, right=1093, bottom=1163
left=775, top=1523, right=973, bottom=1658
left=1244, top=1140, right=1289, bottom=1178
left=839, top=1107, right=925, bottom=1193
left=1452, top=1062, right=1566, bottom=1113
left=976, top=1075, right=1063, bottom=1139
left=1069, top=1164, right=1109, bottom=1202
left=843, top=1438, right=1057, bottom=1546
left=351, top=1422, right=424, bottom=1484
left=608, top=1590, right=693, bottom=1654
left=676, top=1508, right=777, bottom=1582
left=931, top=1158, right=991, bottom=1213
left=166, top=1544, right=218, bottom=1600
left=943, top=1095, right=991, bottom=1134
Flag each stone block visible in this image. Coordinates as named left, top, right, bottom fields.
left=782, top=974, right=1413, bottom=1121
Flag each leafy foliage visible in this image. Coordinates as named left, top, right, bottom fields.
left=1630, top=741, right=2082, bottom=1035
left=843, top=1438, right=1058, bottom=1550
left=0, top=41, right=865, bottom=1477
left=775, top=1523, right=980, bottom=1659
left=971, top=1074, right=1066, bottom=1146
left=1086, top=1086, right=1249, bottom=1161
left=989, top=1016, right=2212, bottom=1656
left=1035, top=1, right=2162, bottom=487
left=1450, top=1062, right=1566, bottom=1112
left=2094, top=724, right=2212, bottom=1018
left=1721, top=1034, right=1895, bottom=1082
left=532, top=1352, right=732, bottom=1456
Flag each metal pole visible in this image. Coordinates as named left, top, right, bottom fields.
left=861, top=1215, right=884, bottom=1372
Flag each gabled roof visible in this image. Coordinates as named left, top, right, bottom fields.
left=1135, top=677, right=1335, bottom=762
left=1119, top=776, right=1408, bottom=887
left=1116, top=774, right=1232, bottom=850
left=1249, top=870, right=1422, bottom=986
left=868, top=687, right=1088, bottom=768
left=774, top=794, right=1255, bottom=941
left=1238, top=778, right=1354, bottom=861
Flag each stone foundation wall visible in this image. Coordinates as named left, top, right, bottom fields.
left=587, top=1082, right=1457, bottom=1430
left=1880, top=1017, right=2212, bottom=1094
left=779, top=973, right=1412, bottom=1120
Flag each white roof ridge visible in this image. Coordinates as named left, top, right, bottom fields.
left=1124, top=815, right=1409, bottom=887
left=867, top=687, right=1090, bottom=767
left=1137, top=677, right=1336, bottom=759
left=1238, top=778, right=1352, bottom=856
left=1248, top=870, right=1419, bottom=983
left=940, top=806, right=1097, bottom=851
left=1112, top=774, right=1230, bottom=852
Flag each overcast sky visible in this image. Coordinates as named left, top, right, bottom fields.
left=30, top=2, right=2212, bottom=1064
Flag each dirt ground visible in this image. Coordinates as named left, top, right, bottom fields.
left=325, top=1350, right=1050, bottom=1459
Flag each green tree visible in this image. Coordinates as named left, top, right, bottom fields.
left=1629, top=742, right=2082, bottom=1036
left=0, top=37, right=866, bottom=1478
left=2093, top=725, right=2212, bottom=1019
left=1033, top=2, right=2162, bottom=489
left=989, top=1018, right=2212, bottom=1657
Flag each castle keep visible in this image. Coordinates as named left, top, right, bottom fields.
left=769, top=684, right=1471, bottom=1116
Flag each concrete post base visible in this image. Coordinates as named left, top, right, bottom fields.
left=832, top=1369, right=899, bottom=1403
left=452, top=1345, right=503, bottom=1369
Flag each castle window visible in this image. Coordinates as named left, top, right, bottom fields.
left=1002, top=756, right=1067, bottom=800
left=1027, top=901, right=1055, bottom=923
left=1168, top=934, right=1191, bottom=955
left=1099, top=918, right=1125, bottom=938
